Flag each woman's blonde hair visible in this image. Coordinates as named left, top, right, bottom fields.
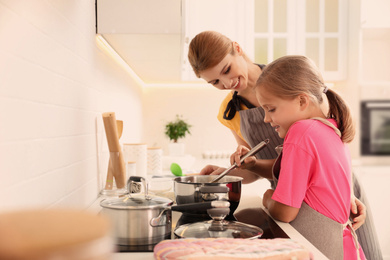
left=256, top=55, right=355, bottom=143
left=188, top=31, right=249, bottom=77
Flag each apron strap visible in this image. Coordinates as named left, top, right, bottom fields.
left=310, top=117, right=342, bottom=138
left=223, top=91, right=256, bottom=120
left=343, top=220, right=362, bottom=260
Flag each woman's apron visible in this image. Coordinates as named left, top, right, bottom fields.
left=239, top=106, right=284, bottom=189
left=271, top=117, right=361, bottom=260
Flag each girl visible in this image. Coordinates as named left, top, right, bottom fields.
left=239, top=55, right=365, bottom=259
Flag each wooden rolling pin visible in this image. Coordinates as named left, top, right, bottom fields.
left=105, top=120, right=123, bottom=190
left=102, top=112, right=126, bottom=189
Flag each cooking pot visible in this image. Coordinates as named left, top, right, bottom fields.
left=100, top=176, right=229, bottom=246
left=174, top=175, right=242, bottom=216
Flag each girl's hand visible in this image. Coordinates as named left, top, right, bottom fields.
left=230, top=145, right=257, bottom=169
left=350, top=197, right=366, bottom=230
left=199, top=165, right=226, bottom=175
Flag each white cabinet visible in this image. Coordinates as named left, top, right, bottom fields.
left=97, top=0, right=181, bottom=34
left=358, top=0, right=390, bottom=102
left=252, top=0, right=348, bottom=81
left=361, top=0, right=390, bottom=28
left=359, top=0, right=390, bottom=91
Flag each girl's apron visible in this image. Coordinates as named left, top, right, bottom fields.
left=271, top=117, right=361, bottom=260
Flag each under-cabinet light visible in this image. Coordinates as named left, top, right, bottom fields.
left=95, top=34, right=209, bottom=88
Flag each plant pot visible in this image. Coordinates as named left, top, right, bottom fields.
left=169, top=142, right=185, bottom=156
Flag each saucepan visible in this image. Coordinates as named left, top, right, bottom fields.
left=173, top=139, right=270, bottom=216
left=100, top=176, right=229, bottom=246
left=174, top=175, right=243, bottom=217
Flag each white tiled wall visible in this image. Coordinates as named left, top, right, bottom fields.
left=0, top=0, right=143, bottom=211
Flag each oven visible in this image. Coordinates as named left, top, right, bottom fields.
left=361, top=100, right=390, bottom=155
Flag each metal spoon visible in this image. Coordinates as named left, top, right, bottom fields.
left=210, top=139, right=270, bottom=183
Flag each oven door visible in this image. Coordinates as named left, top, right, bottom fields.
left=361, top=100, right=390, bottom=155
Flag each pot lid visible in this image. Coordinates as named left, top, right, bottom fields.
left=100, top=194, right=173, bottom=210
left=174, top=220, right=263, bottom=239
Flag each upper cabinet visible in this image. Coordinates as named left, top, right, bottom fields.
left=361, top=0, right=390, bottom=28
left=252, top=0, right=347, bottom=81
left=97, top=0, right=348, bottom=84
left=359, top=0, right=390, bottom=87
left=97, top=0, right=184, bottom=84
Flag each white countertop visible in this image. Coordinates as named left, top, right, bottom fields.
left=90, top=181, right=328, bottom=260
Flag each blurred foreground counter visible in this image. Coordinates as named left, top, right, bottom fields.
left=0, top=208, right=113, bottom=260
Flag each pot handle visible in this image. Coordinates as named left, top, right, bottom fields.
left=171, top=201, right=230, bottom=213
left=127, top=176, right=151, bottom=200
left=150, top=201, right=230, bottom=227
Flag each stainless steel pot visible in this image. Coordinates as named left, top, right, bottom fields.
left=174, top=175, right=243, bottom=216
left=100, top=176, right=228, bottom=246
left=100, top=193, right=172, bottom=246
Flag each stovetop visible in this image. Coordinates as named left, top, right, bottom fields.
left=116, top=207, right=289, bottom=253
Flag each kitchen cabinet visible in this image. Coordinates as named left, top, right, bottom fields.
left=97, top=0, right=348, bottom=84
left=359, top=0, right=390, bottom=95
left=361, top=0, right=390, bottom=28
left=253, top=0, right=348, bottom=81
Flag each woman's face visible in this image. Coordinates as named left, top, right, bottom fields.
left=256, top=87, right=304, bottom=139
left=198, top=46, right=249, bottom=92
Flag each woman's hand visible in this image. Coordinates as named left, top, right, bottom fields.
left=350, top=197, right=366, bottom=230
left=199, top=165, right=226, bottom=175
left=230, top=145, right=257, bottom=170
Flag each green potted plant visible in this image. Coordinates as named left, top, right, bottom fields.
left=165, top=115, right=191, bottom=156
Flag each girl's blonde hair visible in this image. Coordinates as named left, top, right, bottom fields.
left=256, top=55, right=355, bottom=143
left=188, top=31, right=250, bottom=77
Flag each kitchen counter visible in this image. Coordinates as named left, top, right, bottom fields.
left=89, top=181, right=328, bottom=260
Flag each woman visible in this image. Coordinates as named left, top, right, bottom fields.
left=188, top=30, right=282, bottom=184
left=188, top=30, right=382, bottom=259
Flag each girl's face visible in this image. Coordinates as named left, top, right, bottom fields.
left=198, top=44, right=249, bottom=92
left=256, top=87, right=305, bottom=138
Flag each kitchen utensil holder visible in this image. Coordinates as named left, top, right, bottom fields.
left=100, top=152, right=128, bottom=196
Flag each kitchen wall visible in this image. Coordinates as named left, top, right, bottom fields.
left=142, top=86, right=237, bottom=159
left=0, top=0, right=144, bottom=210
